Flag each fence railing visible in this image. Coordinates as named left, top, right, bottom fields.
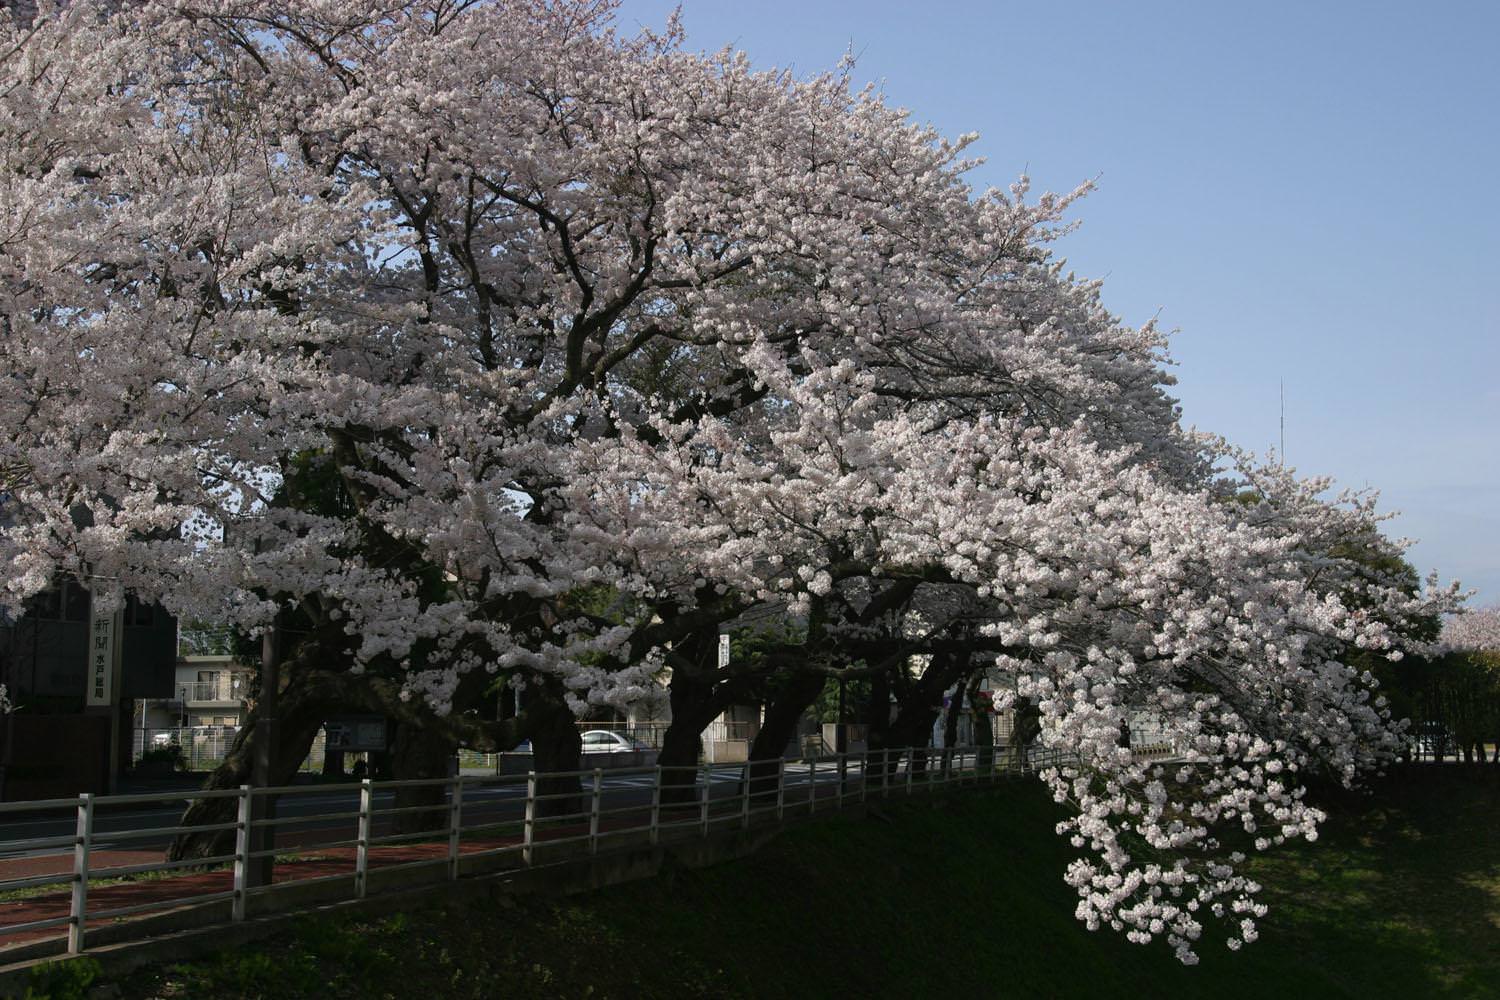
left=175, top=682, right=244, bottom=704
left=131, top=728, right=327, bottom=775
left=0, top=743, right=1072, bottom=961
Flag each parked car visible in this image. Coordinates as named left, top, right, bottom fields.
left=580, top=730, right=649, bottom=753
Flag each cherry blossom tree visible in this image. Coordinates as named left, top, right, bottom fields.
left=1430, top=608, right=1500, bottom=764
left=1441, top=606, right=1500, bottom=653
left=0, top=0, right=1464, bottom=960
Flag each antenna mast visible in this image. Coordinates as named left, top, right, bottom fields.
left=1279, top=380, right=1285, bottom=464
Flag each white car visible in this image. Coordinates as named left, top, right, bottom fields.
left=580, top=730, right=648, bottom=753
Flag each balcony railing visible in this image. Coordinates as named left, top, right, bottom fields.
left=177, top=681, right=245, bottom=703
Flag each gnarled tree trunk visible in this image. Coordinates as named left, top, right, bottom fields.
left=390, top=722, right=455, bottom=837
left=524, top=680, right=583, bottom=819
left=745, top=671, right=825, bottom=801
left=166, top=700, right=327, bottom=863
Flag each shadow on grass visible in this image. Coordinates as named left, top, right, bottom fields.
left=108, top=766, right=1500, bottom=1000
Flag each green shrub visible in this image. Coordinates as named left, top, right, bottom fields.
left=23, top=958, right=101, bottom=1000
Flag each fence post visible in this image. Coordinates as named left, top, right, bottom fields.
left=67, top=793, right=93, bottom=955
left=699, top=764, right=710, bottom=836
left=232, top=785, right=252, bottom=921
left=906, top=749, right=914, bottom=796
left=860, top=750, right=869, bottom=804
left=523, top=770, right=537, bottom=866
left=740, top=765, right=751, bottom=829
left=447, top=776, right=464, bottom=881
left=838, top=751, right=848, bottom=808
left=808, top=756, right=818, bottom=815
left=649, top=765, right=662, bottom=846
left=882, top=747, right=892, bottom=799
left=775, top=758, right=786, bottom=820
left=355, top=778, right=372, bottom=899
left=589, top=768, right=603, bottom=855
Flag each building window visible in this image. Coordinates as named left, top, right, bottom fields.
left=29, top=579, right=90, bottom=622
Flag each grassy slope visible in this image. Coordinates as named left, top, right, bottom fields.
left=39, top=769, right=1498, bottom=999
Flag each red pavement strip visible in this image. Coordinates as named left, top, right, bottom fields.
left=0, top=838, right=522, bottom=951
left=1, top=791, right=803, bottom=957
left=0, top=804, right=683, bottom=954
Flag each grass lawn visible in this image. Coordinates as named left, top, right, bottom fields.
left=24, top=766, right=1499, bottom=999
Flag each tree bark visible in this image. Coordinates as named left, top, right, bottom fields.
left=745, top=670, right=825, bottom=799
left=524, top=680, right=583, bottom=819
left=166, top=702, right=327, bottom=862
left=886, top=649, right=961, bottom=781
left=390, top=722, right=455, bottom=837
left=969, top=675, right=995, bottom=770
left=865, top=665, right=894, bottom=789
left=1009, top=696, right=1042, bottom=770
left=166, top=652, right=529, bottom=861
left=657, top=629, right=739, bottom=805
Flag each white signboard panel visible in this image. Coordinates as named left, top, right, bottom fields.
left=86, top=603, right=118, bottom=707
left=717, top=633, right=731, bottom=669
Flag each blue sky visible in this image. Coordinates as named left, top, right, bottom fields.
left=615, top=0, right=1500, bottom=605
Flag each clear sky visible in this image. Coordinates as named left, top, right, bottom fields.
left=615, top=0, right=1500, bottom=604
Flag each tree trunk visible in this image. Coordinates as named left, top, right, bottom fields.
left=166, top=703, right=326, bottom=862
left=884, top=648, right=964, bottom=784
left=745, top=671, right=825, bottom=801
left=390, top=722, right=455, bottom=837
left=969, top=675, right=995, bottom=770
left=658, top=634, right=732, bottom=805
left=863, top=660, right=897, bottom=788
left=656, top=723, right=706, bottom=808
left=942, top=675, right=972, bottom=777
left=895, top=705, right=940, bottom=781
left=1009, top=697, right=1042, bottom=771
left=525, top=683, right=583, bottom=819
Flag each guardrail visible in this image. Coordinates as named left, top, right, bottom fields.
left=0, top=743, right=1072, bottom=963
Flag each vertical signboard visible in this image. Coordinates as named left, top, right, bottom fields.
left=86, top=586, right=120, bottom=708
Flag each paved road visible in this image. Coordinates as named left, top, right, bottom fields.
left=0, top=762, right=868, bottom=867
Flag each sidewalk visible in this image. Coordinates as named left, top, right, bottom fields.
left=0, top=835, right=528, bottom=952
left=0, top=800, right=696, bottom=955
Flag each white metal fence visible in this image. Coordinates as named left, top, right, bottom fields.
left=0, top=743, right=1073, bottom=962
left=131, top=728, right=327, bottom=775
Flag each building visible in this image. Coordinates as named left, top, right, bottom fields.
left=0, top=581, right=177, bottom=799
